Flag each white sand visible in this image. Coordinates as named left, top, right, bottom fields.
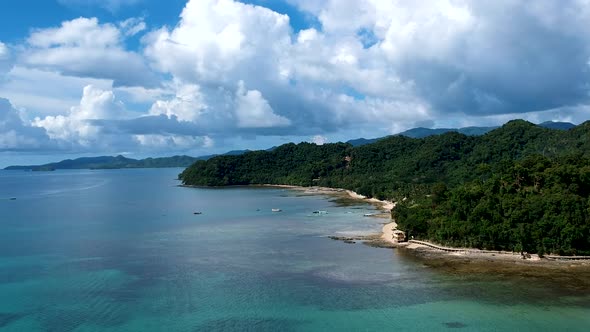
left=381, top=221, right=399, bottom=244
left=344, top=190, right=395, bottom=212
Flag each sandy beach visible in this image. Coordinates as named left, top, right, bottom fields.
left=278, top=185, right=590, bottom=265
left=223, top=184, right=590, bottom=265
left=380, top=221, right=398, bottom=244
left=263, top=185, right=395, bottom=212
left=264, top=185, right=407, bottom=246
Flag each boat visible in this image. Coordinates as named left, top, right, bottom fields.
left=271, top=208, right=282, bottom=212
left=193, top=212, right=202, bottom=215
left=364, top=213, right=375, bottom=217
left=9, top=197, right=16, bottom=200
left=312, top=210, right=328, bottom=214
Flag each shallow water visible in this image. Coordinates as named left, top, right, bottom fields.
left=0, top=169, right=588, bottom=331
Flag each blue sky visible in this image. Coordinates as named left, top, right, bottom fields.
left=1, top=0, right=590, bottom=167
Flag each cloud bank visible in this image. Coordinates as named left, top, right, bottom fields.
left=2, top=0, right=590, bottom=156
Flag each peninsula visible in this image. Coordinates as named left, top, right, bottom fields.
left=179, top=120, right=590, bottom=257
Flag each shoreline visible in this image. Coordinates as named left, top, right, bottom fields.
left=259, top=184, right=395, bottom=211
left=264, top=185, right=590, bottom=265
left=182, top=183, right=590, bottom=266
left=260, top=185, right=405, bottom=248
left=258, top=185, right=590, bottom=266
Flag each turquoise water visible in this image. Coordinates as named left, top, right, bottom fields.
left=0, top=169, right=589, bottom=331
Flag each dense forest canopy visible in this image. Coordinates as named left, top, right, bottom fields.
left=180, top=120, right=590, bottom=255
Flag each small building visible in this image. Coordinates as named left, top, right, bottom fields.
left=392, top=230, right=406, bottom=242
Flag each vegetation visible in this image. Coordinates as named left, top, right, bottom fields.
left=179, top=120, right=590, bottom=255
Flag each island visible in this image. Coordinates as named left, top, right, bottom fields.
left=3, top=151, right=250, bottom=171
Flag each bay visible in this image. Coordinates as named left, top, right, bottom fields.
left=0, top=169, right=588, bottom=331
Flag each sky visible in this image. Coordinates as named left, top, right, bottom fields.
left=1, top=0, right=590, bottom=167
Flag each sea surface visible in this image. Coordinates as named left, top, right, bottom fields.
left=0, top=168, right=589, bottom=331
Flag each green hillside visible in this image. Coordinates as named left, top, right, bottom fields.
left=180, top=120, right=590, bottom=255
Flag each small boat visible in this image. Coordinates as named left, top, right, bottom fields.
left=271, top=208, right=282, bottom=212
left=312, top=210, right=328, bottom=214
left=193, top=212, right=202, bottom=215
left=364, top=213, right=375, bottom=217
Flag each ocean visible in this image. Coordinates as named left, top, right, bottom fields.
left=0, top=168, right=588, bottom=331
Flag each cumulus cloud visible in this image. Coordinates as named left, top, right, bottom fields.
left=0, top=66, right=113, bottom=116
left=5, top=0, right=590, bottom=159
left=146, top=80, right=291, bottom=132
left=144, top=0, right=292, bottom=85
left=22, top=84, right=211, bottom=152
left=33, top=85, right=125, bottom=146
left=234, top=81, right=291, bottom=128
left=291, top=0, right=590, bottom=117
left=148, top=84, right=207, bottom=122
left=311, top=135, right=327, bottom=145
left=142, top=0, right=427, bottom=137
left=24, top=17, right=156, bottom=87
left=134, top=134, right=212, bottom=150
left=0, top=98, right=53, bottom=151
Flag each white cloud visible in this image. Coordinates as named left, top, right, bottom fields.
left=119, top=17, right=146, bottom=37
left=28, top=17, right=119, bottom=48
left=0, top=41, right=14, bottom=76
left=0, top=98, right=53, bottom=151
left=24, top=17, right=156, bottom=87
left=134, top=134, right=212, bottom=150
left=0, top=41, right=8, bottom=59
left=143, top=0, right=292, bottom=84
left=0, top=66, right=113, bottom=117
left=311, top=135, right=327, bottom=145
left=235, top=81, right=291, bottom=128
left=147, top=80, right=291, bottom=131
left=33, top=85, right=125, bottom=146
left=142, top=0, right=425, bottom=137
left=4, top=0, right=590, bottom=160
left=289, top=0, right=590, bottom=118
left=149, top=84, right=206, bottom=122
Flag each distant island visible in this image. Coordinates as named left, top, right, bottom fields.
left=179, top=120, right=590, bottom=257
left=4, top=155, right=201, bottom=171
left=3, top=150, right=250, bottom=171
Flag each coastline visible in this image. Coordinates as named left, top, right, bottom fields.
left=182, top=183, right=590, bottom=267
left=260, top=184, right=590, bottom=266
left=260, top=184, right=404, bottom=248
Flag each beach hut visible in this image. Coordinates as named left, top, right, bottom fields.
left=392, top=230, right=406, bottom=242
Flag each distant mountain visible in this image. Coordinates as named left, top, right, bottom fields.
left=397, top=126, right=497, bottom=138
left=346, top=126, right=496, bottom=146
left=3, top=150, right=254, bottom=171
left=224, top=149, right=251, bottom=156
left=346, top=121, right=575, bottom=145
left=4, top=155, right=196, bottom=171
left=538, top=121, right=576, bottom=130
left=346, top=138, right=380, bottom=147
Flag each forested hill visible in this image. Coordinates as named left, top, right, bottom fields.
left=4, top=151, right=253, bottom=171
left=180, top=120, right=590, bottom=255
left=345, top=120, right=574, bottom=145
left=5, top=155, right=201, bottom=170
